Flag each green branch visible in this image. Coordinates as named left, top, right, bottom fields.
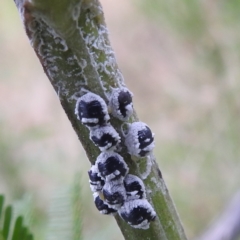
left=13, top=0, right=188, bottom=239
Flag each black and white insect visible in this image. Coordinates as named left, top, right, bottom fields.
left=90, top=125, right=121, bottom=151
left=96, top=152, right=129, bottom=181
left=102, top=181, right=127, bottom=209
left=118, top=199, right=156, bottom=229
left=93, top=192, right=117, bottom=215
left=125, top=122, right=155, bottom=157
left=124, top=174, right=146, bottom=200
left=88, top=165, right=105, bottom=192
left=109, top=88, right=133, bottom=121
left=75, top=92, right=110, bottom=128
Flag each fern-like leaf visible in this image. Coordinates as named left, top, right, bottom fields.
left=46, top=174, right=82, bottom=240
left=0, top=195, right=34, bottom=240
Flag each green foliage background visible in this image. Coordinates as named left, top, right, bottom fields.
left=1, top=0, right=240, bottom=239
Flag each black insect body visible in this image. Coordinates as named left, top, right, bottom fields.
left=90, top=125, right=121, bottom=151
left=125, top=122, right=155, bottom=157
left=118, top=199, right=156, bottom=229
left=88, top=165, right=105, bottom=192
left=138, top=125, right=154, bottom=156
left=102, top=181, right=127, bottom=209
left=96, top=152, right=129, bottom=181
left=75, top=92, right=110, bottom=128
left=93, top=192, right=117, bottom=215
left=124, top=174, right=146, bottom=200
left=109, top=88, right=133, bottom=121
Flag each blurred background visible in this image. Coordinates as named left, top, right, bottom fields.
left=1, top=0, right=240, bottom=239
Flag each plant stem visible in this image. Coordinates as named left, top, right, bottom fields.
left=14, top=0, right=188, bottom=239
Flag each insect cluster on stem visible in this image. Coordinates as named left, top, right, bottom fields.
left=75, top=88, right=156, bottom=229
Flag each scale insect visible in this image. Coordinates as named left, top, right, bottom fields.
left=118, top=199, right=156, bottom=229
left=124, top=174, right=146, bottom=200
left=93, top=192, right=117, bottom=215
left=90, top=125, right=121, bottom=151
left=109, top=88, right=133, bottom=121
left=102, top=181, right=127, bottom=209
left=75, top=92, right=110, bottom=128
left=95, top=152, right=129, bottom=181
left=88, top=165, right=105, bottom=192
left=125, top=122, right=155, bottom=157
